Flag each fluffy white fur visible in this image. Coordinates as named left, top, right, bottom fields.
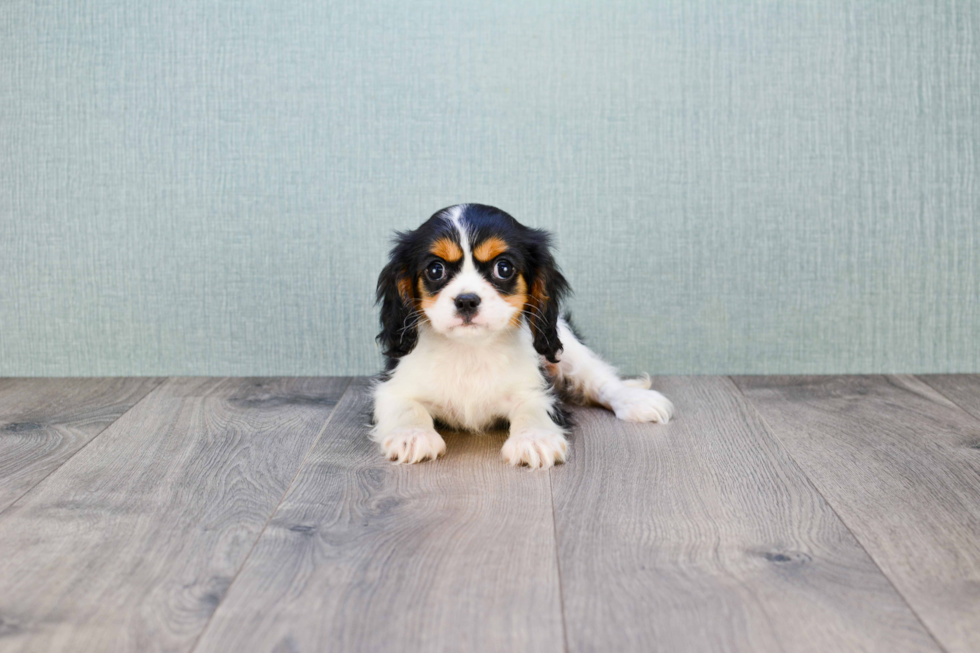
left=372, top=209, right=674, bottom=469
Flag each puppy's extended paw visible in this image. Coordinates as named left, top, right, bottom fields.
left=501, top=429, right=568, bottom=469
left=609, top=386, right=674, bottom=424
left=380, top=428, right=446, bottom=464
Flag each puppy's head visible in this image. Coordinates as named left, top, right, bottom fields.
left=376, top=204, right=569, bottom=362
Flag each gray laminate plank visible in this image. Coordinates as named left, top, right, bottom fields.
left=919, top=374, right=980, bottom=422
left=192, top=378, right=564, bottom=653
left=0, top=377, right=164, bottom=513
left=552, top=376, right=940, bottom=653
left=0, top=376, right=350, bottom=653
left=733, top=374, right=980, bottom=653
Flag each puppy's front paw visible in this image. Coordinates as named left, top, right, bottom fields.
left=610, top=387, right=674, bottom=424
left=380, top=428, right=446, bottom=464
left=501, top=429, right=568, bottom=469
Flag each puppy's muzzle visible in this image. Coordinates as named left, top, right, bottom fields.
left=454, top=293, right=481, bottom=321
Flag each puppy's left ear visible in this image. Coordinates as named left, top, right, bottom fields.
left=376, top=237, right=419, bottom=359
left=525, top=229, right=570, bottom=364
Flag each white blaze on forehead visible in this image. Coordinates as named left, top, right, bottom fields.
left=444, top=205, right=476, bottom=274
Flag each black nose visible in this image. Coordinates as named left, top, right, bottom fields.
left=454, top=293, right=481, bottom=316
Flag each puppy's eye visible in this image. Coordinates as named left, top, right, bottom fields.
left=493, top=259, right=515, bottom=280
left=425, top=261, right=446, bottom=281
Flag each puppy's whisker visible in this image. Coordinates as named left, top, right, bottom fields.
left=402, top=317, right=425, bottom=334
left=401, top=314, right=423, bottom=330
left=398, top=312, right=417, bottom=334
left=398, top=309, right=426, bottom=343
left=523, top=305, right=548, bottom=328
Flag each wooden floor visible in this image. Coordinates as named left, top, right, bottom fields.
left=1, top=376, right=979, bottom=653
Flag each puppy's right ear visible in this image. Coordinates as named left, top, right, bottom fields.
left=376, top=236, right=419, bottom=359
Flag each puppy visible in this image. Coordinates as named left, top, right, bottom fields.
left=372, top=204, right=673, bottom=468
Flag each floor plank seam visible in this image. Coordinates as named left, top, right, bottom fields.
left=725, top=375, right=953, bottom=653
left=186, top=376, right=354, bottom=653
left=548, top=468, right=571, bottom=653
left=0, top=376, right=167, bottom=520
left=915, top=375, right=980, bottom=424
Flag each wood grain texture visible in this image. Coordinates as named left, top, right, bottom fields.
left=551, top=376, right=940, bottom=653
left=0, top=376, right=349, bottom=653
left=733, top=375, right=980, bottom=653
left=0, top=377, right=163, bottom=512
left=919, top=374, right=980, bottom=422
left=193, top=379, right=564, bottom=653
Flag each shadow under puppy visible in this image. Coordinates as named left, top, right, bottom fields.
left=373, top=204, right=673, bottom=468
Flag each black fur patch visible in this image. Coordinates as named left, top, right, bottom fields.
left=548, top=401, right=574, bottom=430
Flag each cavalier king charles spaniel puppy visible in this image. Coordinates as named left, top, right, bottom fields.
left=373, top=204, right=673, bottom=469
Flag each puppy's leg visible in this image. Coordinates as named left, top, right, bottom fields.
left=551, top=319, right=674, bottom=423
left=372, top=381, right=446, bottom=463
left=501, top=391, right=568, bottom=469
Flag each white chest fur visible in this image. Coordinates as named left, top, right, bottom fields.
left=381, top=324, right=546, bottom=431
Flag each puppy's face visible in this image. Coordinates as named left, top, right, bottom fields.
left=417, top=216, right=527, bottom=338
left=377, top=204, right=569, bottom=361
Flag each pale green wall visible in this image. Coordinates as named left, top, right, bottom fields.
left=1, top=0, right=978, bottom=376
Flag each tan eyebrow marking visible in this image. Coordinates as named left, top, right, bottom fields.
left=430, top=237, right=463, bottom=262
left=473, top=237, right=508, bottom=262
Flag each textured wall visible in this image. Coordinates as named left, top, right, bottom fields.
left=1, top=0, right=978, bottom=376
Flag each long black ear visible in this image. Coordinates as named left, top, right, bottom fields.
left=525, top=229, right=570, bottom=364
left=376, top=237, right=419, bottom=359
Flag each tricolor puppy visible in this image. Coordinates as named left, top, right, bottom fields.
left=373, top=204, right=673, bottom=469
